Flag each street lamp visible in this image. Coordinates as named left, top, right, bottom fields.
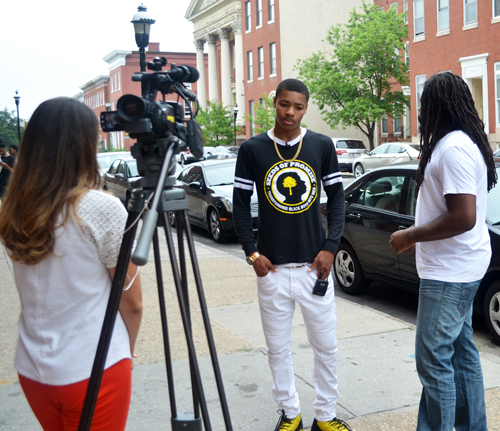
left=233, top=104, right=239, bottom=146
left=131, top=5, right=155, bottom=73
left=13, top=90, right=21, bottom=143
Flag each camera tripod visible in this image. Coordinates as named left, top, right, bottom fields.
left=78, top=140, right=233, bottom=431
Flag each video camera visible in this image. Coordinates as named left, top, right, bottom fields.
left=100, top=57, right=203, bottom=188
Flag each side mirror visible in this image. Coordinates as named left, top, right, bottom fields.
left=189, top=181, right=201, bottom=189
left=115, top=173, right=124, bottom=180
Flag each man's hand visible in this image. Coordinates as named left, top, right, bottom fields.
left=252, top=254, right=278, bottom=277
left=308, top=250, right=334, bottom=279
left=389, top=229, right=415, bottom=254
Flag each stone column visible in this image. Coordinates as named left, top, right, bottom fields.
left=218, top=27, right=233, bottom=108
left=206, top=33, right=219, bottom=103
left=231, top=20, right=245, bottom=120
left=194, top=39, right=207, bottom=108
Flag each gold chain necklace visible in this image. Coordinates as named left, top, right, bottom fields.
left=272, top=128, right=303, bottom=162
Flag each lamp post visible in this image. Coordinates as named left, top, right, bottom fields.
left=13, top=90, right=21, bottom=143
left=131, top=5, right=155, bottom=73
left=233, top=103, right=239, bottom=146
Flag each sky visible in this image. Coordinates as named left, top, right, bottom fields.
left=1, top=0, right=196, bottom=120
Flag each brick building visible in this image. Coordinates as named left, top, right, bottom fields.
left=375, top=0, right=500, bottom=151
left=186, top=0, right=366, bottom=141
left=78, top=43, right=208, bottom=150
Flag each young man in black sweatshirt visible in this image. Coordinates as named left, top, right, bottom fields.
left=233, top=79, right=350, bottom=431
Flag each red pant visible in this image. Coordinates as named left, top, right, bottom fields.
left=19, top=359, right=132, bottom=431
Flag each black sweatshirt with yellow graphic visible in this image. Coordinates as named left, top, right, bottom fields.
left=233, top=130, right=345, bottom=265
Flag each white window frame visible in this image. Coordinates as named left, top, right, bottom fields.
left=117, top=71, right=121, bottom=91
left=393, top=110, right=402, bottom=135
left=256, top=0, right=262, bottom=27
left=381, top=115, right=388, bottom=135
left=495, top=0, right=500, bottom=18
left=245, top=1, right=251, bottom=32
left=390, top=3, right=398, bottom=11
left=464, top=0, right=478, bottom=25
left=270, top=42, right=277, bottom=75
left=268, top=0, right=275, bottom=22
left=437, top=0, right=450, bottom=32
left=258, top=46, right=264, bottom=78
left=416, top=74, right=426, bottom=129
left=414, top=0, right=425, bottom=38
left=404, top=0, right=408, bottom=23
left=405, top=41, right=410, bottom=66
left=247, top=51, right=253, bottom=81
left=495, top=62, right=500, bottom=126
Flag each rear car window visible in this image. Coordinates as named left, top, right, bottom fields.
left=336, top=140, right=366, bottom=150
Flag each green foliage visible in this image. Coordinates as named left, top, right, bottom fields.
left=196, top=100, right=236, bottom=147
left=295, top=1, right=409, bottom=149
left=245, top=94, right=276, bottom=134
left=0, top=108, right=24, bottom=147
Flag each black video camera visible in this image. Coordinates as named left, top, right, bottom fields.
left=100, top=57, right=204, bottom=162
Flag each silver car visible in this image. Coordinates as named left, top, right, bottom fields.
left=332, top=138, right=367, bottom=173
left=352, top=143, right=420, bottom=179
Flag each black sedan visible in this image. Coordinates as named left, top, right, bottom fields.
left=170, top=158, right=258, bottom=243
left=327, top=162, right=500, bottom=343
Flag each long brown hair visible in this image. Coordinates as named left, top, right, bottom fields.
left=416, top=72, right=497, bottom=192
left=0, top=97, right=101, bottom=264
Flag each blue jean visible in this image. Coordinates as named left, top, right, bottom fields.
left=415, top=279, right=488, bottom=431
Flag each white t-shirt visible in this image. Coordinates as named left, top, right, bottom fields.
left=415, top=130, right=491, bottom=282
left=12, top=190, right=131, bottom=385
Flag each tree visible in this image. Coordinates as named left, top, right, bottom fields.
left=196, top=100, right=235, bottom=147
left=295, top=1, right=409, bottom=150
left=246, top=93, right=276, bottom=135
left=0, top=108, right=24, bottom=147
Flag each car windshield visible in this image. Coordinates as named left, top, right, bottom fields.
left=204, top=163, right=236, bottom=186
left=97, top=153, right=128, bottom=170
left=337, top=140, right=366, bottom=150
left=409, top=144, right=421, bottom=152
left=487, top=167, right=500, bottom=225
left=127, top=160, right=140, bottom=177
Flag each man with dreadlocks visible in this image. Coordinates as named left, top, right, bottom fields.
left=389, top=72, right=497, bottom=430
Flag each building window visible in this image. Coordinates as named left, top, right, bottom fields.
left=269, top=0, right=275, bottom=22
left=249, top=100, right=255, bottom=137
left=258, top=47, right=264, bottom=78
left=495, top=0, right=500, bottom=18
left=464, top=0, right=477, bottom=25
left=404, top=0, right=408, bottom=23
left=404, top=41, right=409, bottom=66
left=390, top=3, right=398, bottom=11
left=416, top=74, right=426, bottom=128
left=117, top=71, right=121, bottom=91
left=394, top=112, right=402, bottom=135
left=247, top=51, right=253, bottom=81
left=270, top=42, right=277, bottom=75
left=245, top=1, right=251, bottom=31
left=414, top=0, right=425, bottom=37
left=495, top=63, right=500, bottom=125
left=438, top=0, right=449, bottom=31
left=257, top=0, right=262, bottom=27
left=381, top=116, right=388, bottom=135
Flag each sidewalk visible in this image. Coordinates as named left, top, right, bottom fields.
left=1, top=231, right=500, bottom=430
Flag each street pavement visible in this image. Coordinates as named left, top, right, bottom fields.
left=1, top=226, right=500, bottom=431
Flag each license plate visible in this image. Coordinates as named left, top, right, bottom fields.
left=352, top=153, right=360, bottom=158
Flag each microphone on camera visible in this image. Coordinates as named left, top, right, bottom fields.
left=166, top=65, right=200, bottom=83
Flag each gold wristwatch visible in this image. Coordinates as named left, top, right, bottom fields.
left=246, top=252, right=261, bottom=265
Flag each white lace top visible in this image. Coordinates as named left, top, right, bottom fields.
left=12, top=190, right=131, bottom=385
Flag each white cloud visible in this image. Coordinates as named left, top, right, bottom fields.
left=0, top=0, right=195, bottom=119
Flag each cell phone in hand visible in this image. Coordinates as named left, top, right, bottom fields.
left=312, top=278, right=328, bottom=296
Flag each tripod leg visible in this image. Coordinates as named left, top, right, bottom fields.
left=179, top=210, right=234, bottom=431
left=161, top=210, right=212, bottom=431
left=152, top=228, right=178, bottom=418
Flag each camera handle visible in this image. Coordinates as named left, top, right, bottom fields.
left=78, top=144, right=233, bottom=431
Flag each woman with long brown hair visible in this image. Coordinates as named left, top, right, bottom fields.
left=0, top=97, right=142, bottom=431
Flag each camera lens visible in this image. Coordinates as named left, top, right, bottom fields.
left=117, top=95, right=147, bottom=122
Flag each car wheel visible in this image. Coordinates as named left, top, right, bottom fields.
left=208, top=209, right=226, bottom=243
left=334, top=242, right=368, bottom=295
left=168, top=211, right=176, bottom=228
left=354, top=163, right=364, bottom=179
left=483, top=280, right=500, bottom=344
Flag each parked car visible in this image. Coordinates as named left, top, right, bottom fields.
left=323, top=162, right=500, bottom=343
left=179, top=147, right=213, bottom=166
left=102, top=156, right=142, bottom=206
left=96, top=151, right=130, bottom=177
left=352, top=143, right=420, bottom=179
left=331, top=138, right=367, bottom=173
left=205, top=145, right=239, bottom=160
left=494, top=149, right=500, bottom=162
left=170, top=158, right=258, bottom=243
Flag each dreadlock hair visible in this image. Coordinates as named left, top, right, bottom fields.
left=276, top=78, right=310, bottom=102
left=416, top=72, right=497, bottom=192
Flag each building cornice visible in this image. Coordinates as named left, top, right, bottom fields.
left=103, top=50, right=133, bottom=71
left=79, top=75, right=109, bottom=92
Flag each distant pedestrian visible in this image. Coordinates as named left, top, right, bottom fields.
left=233, top=79, right=350, bottom=431
left=8, top=144, right=19, bottom=164
left=389, top=72, right=497, bottom=431
left=0, top=142, right=15, bottom=198
left=0, top=98, right=143, bottom=431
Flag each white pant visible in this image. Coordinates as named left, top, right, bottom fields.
left=256, top=264, right=339, bottom=421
